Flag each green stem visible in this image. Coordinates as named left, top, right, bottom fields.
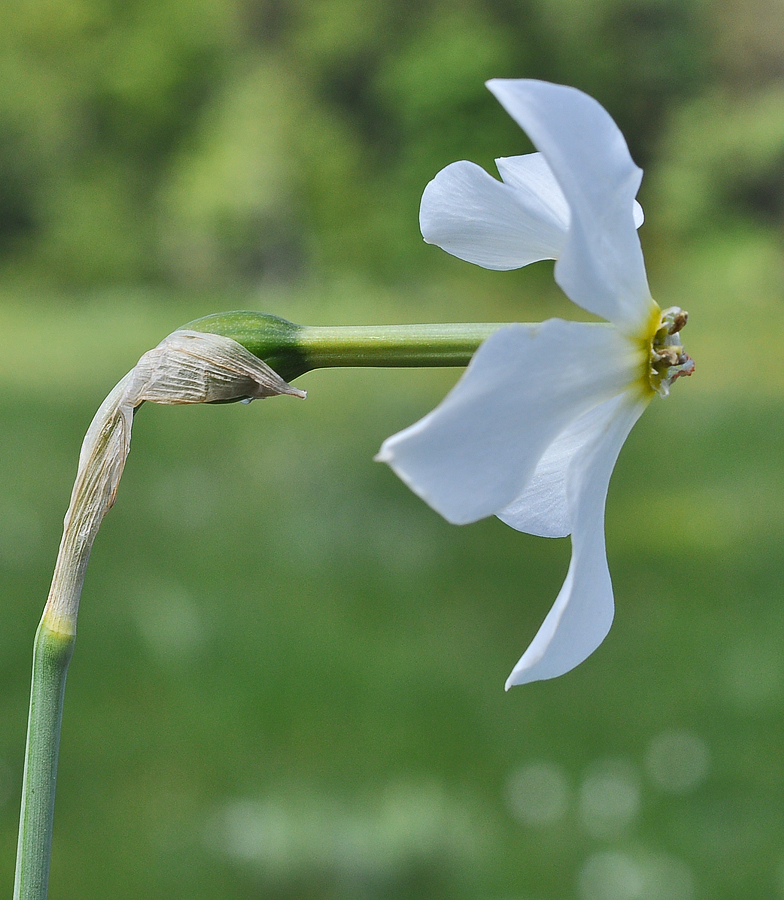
left=296, top=322, right=504, bottom=369
left=14, top=623, right=75, bottom=900
left=182, top=311, right=506, bottom=382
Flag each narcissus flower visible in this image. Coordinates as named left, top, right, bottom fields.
left=377, top=79, right=693, bottom=688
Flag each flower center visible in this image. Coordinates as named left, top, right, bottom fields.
left=649, top=306, right=694, bottom=397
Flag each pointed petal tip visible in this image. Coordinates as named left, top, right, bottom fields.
left=375, top=433, right=399, bottom=464
left=504, top=659, right=539, bottom=690
left=485, top=76, right=525, bottom=92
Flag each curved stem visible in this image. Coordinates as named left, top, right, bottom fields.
left=11, top=314, right=517, bottom=897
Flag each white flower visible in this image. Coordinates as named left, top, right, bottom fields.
left=377, top=80, right=693, bottom=688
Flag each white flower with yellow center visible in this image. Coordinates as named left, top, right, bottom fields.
left=377, top=79, right=693, bottom=688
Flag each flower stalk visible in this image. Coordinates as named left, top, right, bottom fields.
left=182, top=311, right=505, bottom=383
left=14, top=328, right=307, bottom=900
left=13, top=623, right=74, bottom=900
left=13, top=315, right=510, bottom=899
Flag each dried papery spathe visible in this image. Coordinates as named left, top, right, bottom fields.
left=43, top=330, right=305, bottom=634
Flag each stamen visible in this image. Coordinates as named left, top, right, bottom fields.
left=649, top=306, right=694, bottom=397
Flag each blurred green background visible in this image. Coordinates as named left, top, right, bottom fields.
left=0, top=0, right=783, bottom=898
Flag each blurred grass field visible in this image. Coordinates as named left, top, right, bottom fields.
left=1, top=223, right=783, bottom=899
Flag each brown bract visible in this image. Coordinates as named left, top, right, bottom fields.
left=42, top=331, right=304, bottom=634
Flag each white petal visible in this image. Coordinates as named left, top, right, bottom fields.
left=505, top=391, right=649, bottom=688
left=376, top=321, right=641, bottom=525
left=497, top=396, right=623, bottom=537
left=487, top=79, right=656, bottom=333
left=419, top=159, right=566, bottom=269
left=494, top=153, right=570, bottom=231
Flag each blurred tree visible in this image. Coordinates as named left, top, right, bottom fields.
left=649, top=0, right=784, bottom=239
left=0, top=0, right=732, bottom=291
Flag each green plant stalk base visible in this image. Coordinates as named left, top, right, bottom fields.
left=14, top=622, right=75, bottom=900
